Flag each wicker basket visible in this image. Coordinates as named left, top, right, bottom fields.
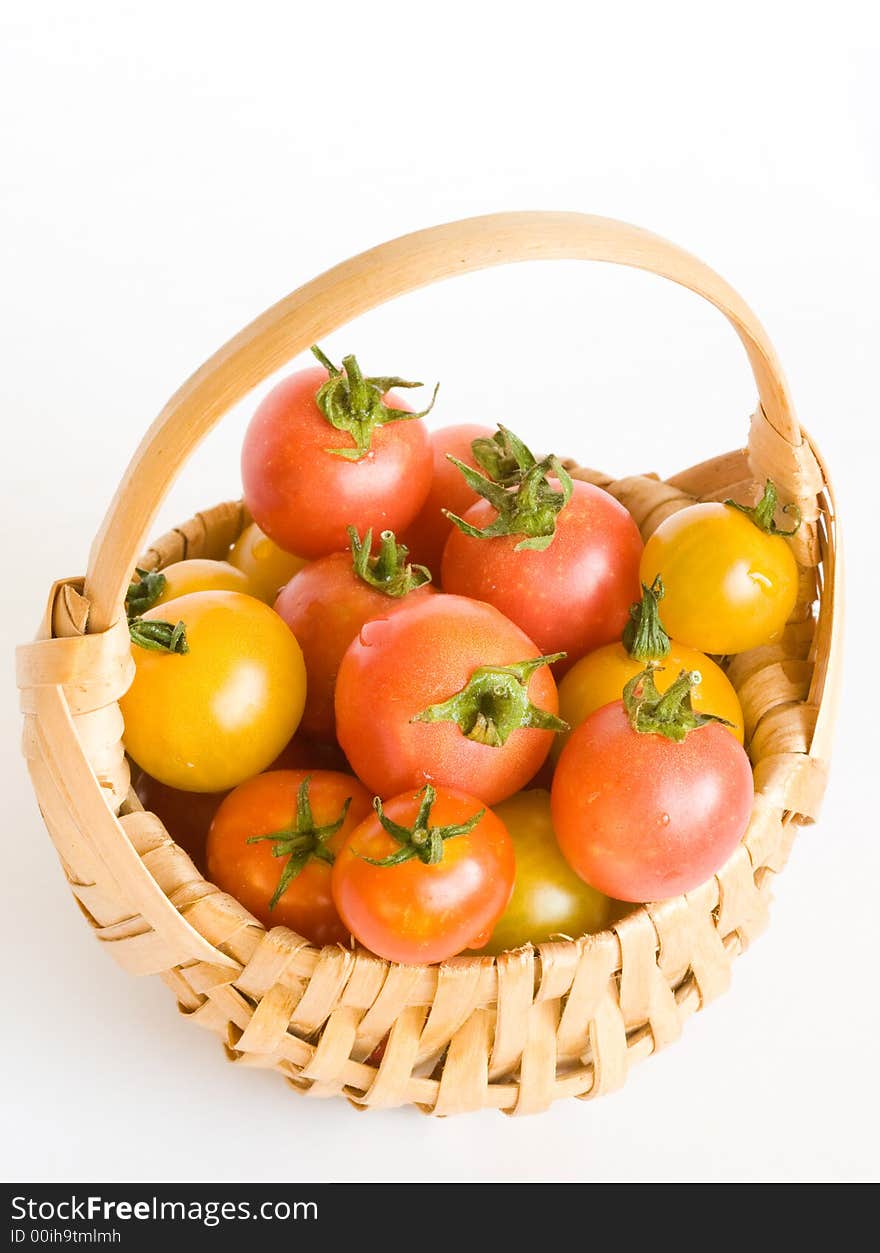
left=17, top=213, right=840, bottom=1116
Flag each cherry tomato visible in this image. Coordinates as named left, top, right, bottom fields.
left=640, top=488, right=800, bottom=654
left=335, top=594, right=563, bottom=805
left=554, top=575, right=744, bottom=757
left=121, top=590, right=307, bottom=792
left=475, top=790, right=622, bottom=954
left=274, top=528, right=435, bottom=741
left=139, top=732, right=348, bottom=856
left=399, top=423, right=492, bottom=574
left=556, top=644, right=744, bottom=755
left=442, top=477, right=643, bottom=672
left=125, top=560, right=249, bottom=618
left=241, top=351, right=434, bottom=559
left=332, top=785, right=515, bottom=963
left=156, top=558, right=250, bottom=602
left=228, top=522, right=307, bottom=603
left=552, top=669, right=754, bottom=902
left=134, top=772, right=227, bottom=870
left=207, top=770, right=371, bottom=944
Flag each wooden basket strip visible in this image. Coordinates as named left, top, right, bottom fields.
left=298, top=1006, right=361, bottom=1091
left=237, top=983, right=304, bottom=1055
left=415, top=957, right=494, bottom=1065
left=714, top=844, right=773, bottom=951
left=534, top=938, right=587, bottom=1004
left=677, top=881, right=734, bottom=1006
left=431, top=1008, right=493, bottom=1116
left=580, top=982, right=629, bottom=1100
left=615, top=909, right=683, bottom=1049
left=354, top=1004, right=429, bottom=1109
left=235, top=925, right=312, bottom=999
left=487, top=948, right=536, bottom=1080
left=512, top=997, right=564, bottom=1116
left=555, top=935, right=621, bottom=1061
left=351, top=964, right=424, bottom=1061
left=288, top=945, right=355, bottom=1037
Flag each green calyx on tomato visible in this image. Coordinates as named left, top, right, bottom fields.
left=363, top=784, right=485, bottom=868
left=469, top=425, right=536, bottom=486
left=445, top=442, right=574, bottom=552
left=412, top=653, right=568, bottom=747
left=126, top=567, right=167, bottom=617
left=621, top=575, right=671, bottom=662
left=310, top=344, right=438, bottom=461
left=348, top=525, right=432, bottom=598
left=623, top=664, right=732, bottom=742
left=126, top=568, right=188, bottom=654
left=245, top=774, right=351, bottom=910
left=724, top=478, right=801, bottom=536
left=128, top=615, right=188, bottom=654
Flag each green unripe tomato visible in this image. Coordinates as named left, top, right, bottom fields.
left=475, top=789, right=622, bottom=954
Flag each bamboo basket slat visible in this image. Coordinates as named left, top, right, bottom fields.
left=16, top=212, right=840, bottom=1116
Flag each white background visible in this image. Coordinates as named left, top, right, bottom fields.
left=2, top=2, right=878, bottom=1183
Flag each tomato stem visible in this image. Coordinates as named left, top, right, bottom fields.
left=126, top=567, right=189, bottom=653
left=622, top=663, right=733, bottom=742
left=363, top=785, right=485, bottom=868
left=128, top=616, right=188, bottom=654
left=446, top=426, right=574, bottom=551
left=725, top=478, right=801, bottom=536
left=348, top=526, right=432, bottom=597
left=246, top=775, right=352, bottom=910
left=310, top=344, right=438, bottom=461
left=469, top=425, right=537, bottom=486
left=125, top=567, right=166, bottom=618
left=412, top=654, right=568, bottom=747
left=622, top=575, right=671, bottom=661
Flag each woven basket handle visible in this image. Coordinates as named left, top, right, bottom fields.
left=84, top=210, right=800, bottom=632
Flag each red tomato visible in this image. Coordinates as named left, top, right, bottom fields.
left=274, top=529, right=435, bottom=741
left=206, top=770, right=372, bottom=945
left=134, top=772, right=226, bottom=871
left=241, top=354, right=434, bottom=559
left=442, top=478, right=643, bottom=672
left=335, top=594, right=564, bottom=805
left=399, top=423, right=492, bottom=573
left=332, top=786, right=515, bottom=963
left=551, top=670, right=754, bottom=902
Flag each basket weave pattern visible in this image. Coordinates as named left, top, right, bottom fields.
left=17, top=214, right=839, bottom=1115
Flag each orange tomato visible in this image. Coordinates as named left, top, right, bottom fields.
left=332, top=786, right=515, bottom=963
left=207, top=770, right=371, bottom=944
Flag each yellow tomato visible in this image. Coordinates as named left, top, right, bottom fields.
left=152, top=558, right=250, bottom=605
left=475, top=790, right=622, bottom=954
left=228, top=522, right=307, bottom=603
left=640, top=500, right=799, bottom=655
left=121, top=590, right=307, bottom=792
left=556, top=641, right=745, bottom=758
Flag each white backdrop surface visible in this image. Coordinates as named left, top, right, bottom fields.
left=1, top=1, right=878, bottom=1183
